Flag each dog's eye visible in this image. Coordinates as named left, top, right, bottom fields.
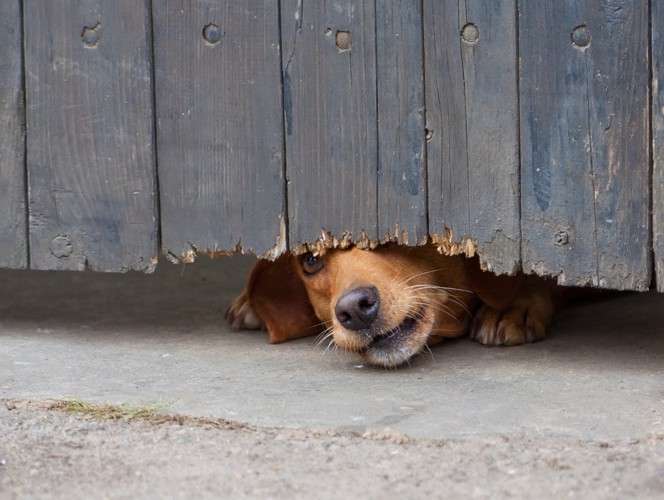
left=301, top=252, right=324, bottom=275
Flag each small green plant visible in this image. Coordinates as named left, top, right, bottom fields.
left=46, top=398, right=254, bottom=431
left=50, top=399, right=170, bottom=421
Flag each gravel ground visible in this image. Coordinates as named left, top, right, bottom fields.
left=2, top=400, right=663, bottom=499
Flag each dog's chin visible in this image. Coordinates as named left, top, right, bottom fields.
left=339, top=307, right=435, bottom=368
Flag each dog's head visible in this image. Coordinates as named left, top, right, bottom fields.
left=247, top=244, right=523, bottom=368
left=292, top=244, right=475, bottom=367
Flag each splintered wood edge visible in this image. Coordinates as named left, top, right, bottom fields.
left=160, top=226, right=565, bottom=283
left=286, top=226, right=478, bottom=261
left=164, top=216, right=289, bottom=264
left=162, top=221, right=483, bottom=269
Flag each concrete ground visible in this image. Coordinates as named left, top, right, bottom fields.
left=0, top=255, right=663, bottom=498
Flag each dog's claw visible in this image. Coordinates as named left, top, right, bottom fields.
left=226, top=291, right=263, bottom=330
left=470, top=292, right=553, bottom=347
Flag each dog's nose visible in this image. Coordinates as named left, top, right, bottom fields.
left=335, top=286, right=380, bottom=331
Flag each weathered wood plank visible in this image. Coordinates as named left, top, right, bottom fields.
left=520, top=1, right=650, bottom=290
left=424, top=1, right=520, bottom=274
left=0, top=0, right=27, bottom=269
left=24, top=0, right=157, bottom=272
left=653, top=1, right=664, bottom=291
left=153, top=1, right=285, bottom=260
left=281, top=1, right=378, bottom=249
left=375, top=0, right=426, bottom=245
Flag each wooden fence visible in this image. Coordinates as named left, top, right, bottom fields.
left=0, top=1, right=659, bottom=291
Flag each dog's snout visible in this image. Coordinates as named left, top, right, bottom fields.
left=335, top=286, right=380, bottom=331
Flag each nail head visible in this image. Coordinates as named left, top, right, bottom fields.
left=203, top=23, right=222, bottom=45
left=50, top=235, right=74, bottom=258
left=571, top=25, right=591, bottom=48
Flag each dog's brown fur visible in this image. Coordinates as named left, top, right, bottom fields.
left=227, top=243, right=555, bottom=367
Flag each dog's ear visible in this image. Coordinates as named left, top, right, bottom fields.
left=246, top=253, right=322, bottom=343
left=463, top=256, right=524, bottom=311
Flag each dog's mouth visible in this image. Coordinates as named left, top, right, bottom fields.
left=366, top=313, right=421, bottom=350
left=357, top=306, right=433, bottom=367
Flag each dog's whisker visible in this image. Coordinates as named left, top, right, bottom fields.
left=409, top=301, right=459, bottom=322
left=439, top=298, right=472, bottom=318
left=418, top=290, right=473, bottom=318
left=322, top=337, right=338, bottom=355
left=402, top=286, right=474, bottom=317
left=388, top=292, right=459, bottom=322
left=406, top=296, right=458, bottom=316
left=397, top=268, right=447, bottom=287
left=311, top=319, right=331, bottom=330
left=314, top=324, right=332, bottom=338
left=429, top=326, right=464, bottom=334
left=419, top=344, right=435, bottom=363
left=316, top=325, right=335, bottom=344
left=320, top=333, right=338, bottom=354
left=445, top=295, right=474, bottom=317
left=314, top=325, right=335, bottom=349
left=316, top=332, right=335, bottom=350
left=404, top=284, right=473, bottom=294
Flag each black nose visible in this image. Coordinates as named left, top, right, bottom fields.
left=335, top=286, right=380, bottom=331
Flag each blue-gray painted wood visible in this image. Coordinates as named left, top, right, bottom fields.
left=24, top=0, right=158, bottom=272
left=424, top=1, right=520, bottom=274
left=0, top=0, right=27, bottom=269
left=520, top=1, right=650, bottom=290
left=376, top=0, right=427, bottom=245
left=653, top=1, right=664, bottom=292
left=281, top=0, right=378, bottom=249
left=153, top=1, right=285, bottom=260
left=0, top=2, right=656, bottom=292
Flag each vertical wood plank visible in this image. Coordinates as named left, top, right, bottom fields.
left=375, top=0, right=426, bottom=245
left=424, top=1, right=520, bottom=274
left=653, top=1, right=664, bottom=291
left=24, top=0, right=157, bottom=272
left=153, top=1, right=285, bottom=260
left=520, top=1, right=650, bottom=290
left=281, top=1, right=378, bottom=249
left=0, top=0, right=27, bottom=269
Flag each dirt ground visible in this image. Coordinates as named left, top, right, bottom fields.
left=1, top=256, right=664, bottom=498
left=1, top=400, right=663, bottom=499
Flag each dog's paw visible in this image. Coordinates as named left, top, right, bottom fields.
left=225, top=291, right=263, bottom=330
left=470, top=293, right=554, bottom=346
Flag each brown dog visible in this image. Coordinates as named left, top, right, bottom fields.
left=226, top=243, right=555, bottom=368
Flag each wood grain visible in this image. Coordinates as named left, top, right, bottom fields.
left=375, top=0, right=427, bottom=245
left=424, top=1, right=520, bottom=274
left=520, top=1, right=650, bottom=289
left=653, top=1, right=664, bottom=291
left=24, top=0, right=158, bottom=272
left=0, top=0, right=27, bottom=269
left=153, top=1, right=285, bottom=259
left=281, top=0, right=378, bottom=249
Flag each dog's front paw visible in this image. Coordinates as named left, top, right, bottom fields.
left=470, top=292, right=554, bottom=346
left=226, top=291, right=263, bottom=330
